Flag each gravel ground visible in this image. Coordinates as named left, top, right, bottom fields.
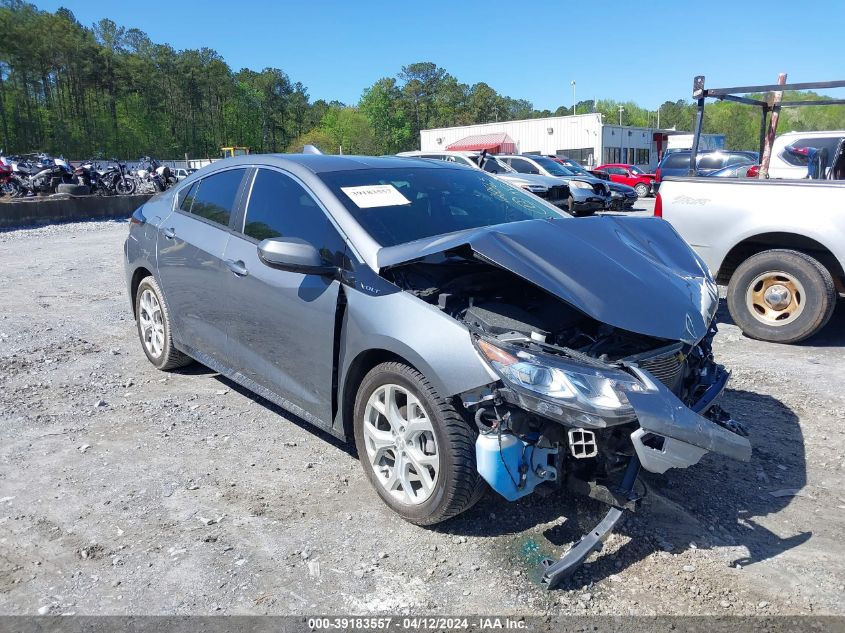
left=0, top=218, right=844, bottom=616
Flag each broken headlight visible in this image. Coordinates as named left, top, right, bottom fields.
left=569, top=180, right=594, bottom=190
left=475, top=339, right=646, bottom=427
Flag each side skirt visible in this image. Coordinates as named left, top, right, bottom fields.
left=178, top=344, right=347, bottom=442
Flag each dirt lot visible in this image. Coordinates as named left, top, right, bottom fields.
left=1, top=218, right=844, bottom=616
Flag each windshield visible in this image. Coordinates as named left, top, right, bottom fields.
left=320, top=167, right=567, bottom=247
left=562, top=162, right=590, bottom=175
left=529, top=156, right=575, bottom=176
left=628, top=166, right=645, bottom=175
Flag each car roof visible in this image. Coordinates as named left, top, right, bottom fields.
left=209, top=153, right=453, bottom=174
left=778, top=130, right=845, bottom=138
left=397, top=150, right=480, bottom=158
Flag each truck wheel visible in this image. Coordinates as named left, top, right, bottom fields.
left=353, top=361, right=485, bottom=526
left=727, top=249, right=836, bottom=344
left=634, top=183, right=649, bottom=197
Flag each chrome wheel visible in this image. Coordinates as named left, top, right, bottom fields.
left=745, top=271, right=806, bottom=326
left=138, top=288, right=165, bottom=358
left=362, top=383, right=439, bottom=505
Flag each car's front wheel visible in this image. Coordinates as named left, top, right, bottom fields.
left=135, top=276, right=192, bottom=370
left=353, top=362, right=485, bottom=526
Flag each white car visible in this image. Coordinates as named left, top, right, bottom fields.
left=397, top=150, right=608, bottom=216
left=172, top=168, right=197, bottom=181
left=768, top=130, right=845, bottom=179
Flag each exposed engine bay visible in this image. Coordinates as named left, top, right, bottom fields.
left=384, top=249, right=751, bottom=587
left=384, top=249, right=717, bottom=404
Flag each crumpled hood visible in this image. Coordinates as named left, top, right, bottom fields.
left=607, top=181, right=636, bottom=194
left=378, top=217, right=719, bottom=345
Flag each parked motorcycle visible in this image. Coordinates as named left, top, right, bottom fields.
left=0, top=156, right=16, bottom=196
left=135, top=156, right=173, bottom=192
left=7, top=153, right=74, bottom=198
left=76, top=159, right=136, bottom=195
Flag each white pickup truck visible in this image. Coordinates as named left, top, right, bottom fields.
left=656, top=177, right=845, bottom=343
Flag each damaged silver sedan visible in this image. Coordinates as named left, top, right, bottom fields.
left=124, top=154, right=751, bottom=587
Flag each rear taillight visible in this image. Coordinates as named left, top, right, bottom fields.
left=654, top=192, right=663, bottom=217
left=654, top=166, right=662, bottom=182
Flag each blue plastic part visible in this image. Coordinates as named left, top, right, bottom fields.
left=475, top=432, right=558, bottom=501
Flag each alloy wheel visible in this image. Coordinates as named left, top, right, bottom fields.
left=138, top=288, right=165, bottom=358
left=362, top=383, right=439, bottom=505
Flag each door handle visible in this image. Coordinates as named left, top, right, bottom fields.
left=225, top=259, right=249, bottom=277
left=162, top=227, right=176, bottom=239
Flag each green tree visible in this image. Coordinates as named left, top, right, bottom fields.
left=359, top=77, right=412, bottom=153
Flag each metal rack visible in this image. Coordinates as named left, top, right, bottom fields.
left=689, top=76, right=845, bottom=177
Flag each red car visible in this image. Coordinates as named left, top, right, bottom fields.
left=594, top=163, right=656, bottom=197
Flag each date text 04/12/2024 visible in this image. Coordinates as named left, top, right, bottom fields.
left=308, top=617, right=528, bottom=630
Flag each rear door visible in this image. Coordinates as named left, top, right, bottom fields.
left=221, top=167, right=347, bottom=428
left=156, top=167, right=249, bottom=362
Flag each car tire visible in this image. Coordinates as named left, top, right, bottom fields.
left=134, top=276, right=192, bottom=370
left=56, top=183, right=90, bottom=196
left=726, top=249, right=836, bottom=344
left=634, top=183, right=649, bottom=198
left=353, top=361, right=486, bottom=526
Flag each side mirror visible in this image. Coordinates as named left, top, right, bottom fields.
left=257, top=237, right=336, bottom=276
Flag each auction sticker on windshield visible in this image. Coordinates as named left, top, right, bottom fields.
left=341, top=184, right=411, bottom=208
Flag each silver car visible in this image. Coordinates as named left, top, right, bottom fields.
left=124, top=154, right=751, bottom=586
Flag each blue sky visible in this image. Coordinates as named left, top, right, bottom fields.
left=34, top=0, right=845, bottom=111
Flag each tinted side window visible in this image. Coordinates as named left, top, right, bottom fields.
left=663, top=154, right=690, bottom=169
left=509, top=158, right=540, bottom=174
left=780, top=137, right=842, bottom=166
left=178, top=181, right=199, bottom=211
left=243, top=169, right=345, bottom=265
left=726, top=154, right=751, bottom=166
left=186, top=169, right=245, bottom=226
left=698, top=155, right=723, bottom=170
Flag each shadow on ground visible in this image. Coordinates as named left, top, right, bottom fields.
left=173, top=321, right=812, bottom=588
left=437, top=387, right=807, bottom=588
left=715, top=296, right=845, bottom=347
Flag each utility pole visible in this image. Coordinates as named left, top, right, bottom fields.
left=570, top=81, right=576, bottom=115
left=618, top=105, right=624, bottom=126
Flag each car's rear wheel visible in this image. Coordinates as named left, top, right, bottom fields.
left=634, top=183, right=649, bottom=197
left=726, top=249, right=836, bottom=343
left=353, top=361, right=485, bottom=526
left=135, top=276, right=192, bottom=370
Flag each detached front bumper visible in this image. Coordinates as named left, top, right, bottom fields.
left=608, top=191, right=638, bottom=209
left=626, top=363, right=751, bottom=472
left=570, top=189, right=608, bottom=212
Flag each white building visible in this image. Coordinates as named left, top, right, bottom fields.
left=420, top=113, right=702, bottom=171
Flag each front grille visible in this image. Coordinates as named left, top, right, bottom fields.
left=547, top=185, right=567, bottom=203
left=638, top=348, right=686, bottom=392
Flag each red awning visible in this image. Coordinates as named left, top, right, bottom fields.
left=446, top=133, right=517, bottom=154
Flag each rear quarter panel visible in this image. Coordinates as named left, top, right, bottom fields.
left=658, top=177, right=845, bottom=278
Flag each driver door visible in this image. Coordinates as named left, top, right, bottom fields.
left=222, top=167, right=348, bottom=428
